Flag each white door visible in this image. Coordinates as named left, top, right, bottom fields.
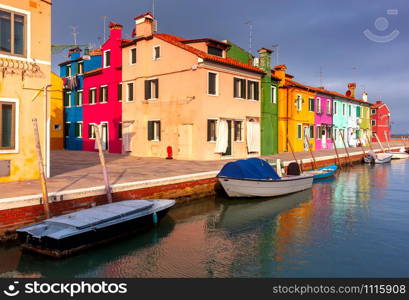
left=178, top=124, right=193, bottom=159
left=304, top=126, right=310, bottom=151
left=322, top=127, right=327, bottom=148
left=101, top=123, right=108, bottom=151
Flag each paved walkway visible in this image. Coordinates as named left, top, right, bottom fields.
left=0, top=142, right=405, bottom=200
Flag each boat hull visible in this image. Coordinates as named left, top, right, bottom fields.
left=387, top=152, right=409, bottom=160
left=218, top=175, right=313, bottom=198
left=364, top=153, right=393, bottom=164
left=306, top=165, right=338, bottom=181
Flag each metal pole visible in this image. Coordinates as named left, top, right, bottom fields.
left=287, top=137, right=303, bottom=172
left=93, top=124, right=113, bottom=203
left=339, top=130, right=352, bottom=166
left=32, top=118, right=50, bottom=219
left=331, top=136, right=342, bottom=169
left=374, top=133, right=385, bottom=153
left=304, top=134, right=317, bottom=170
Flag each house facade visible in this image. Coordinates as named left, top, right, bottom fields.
left=121, top=13, right=264, bottom=160
left=50, top=72, right=64, bottom=150
left=275, top=65, right=315, bottom=153
left=359, top=92, right=372, bottom=145
left=313, top=91, right=333, bottom=150
left=82, top=23, right=124, bottom=154
left=0, top=0, right=51, bottom=182
left=60, top=47, right=101, bottom=150
left=371, top=100, right=390, bottom=142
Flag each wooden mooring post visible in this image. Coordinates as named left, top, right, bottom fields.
left=304, top=135, right=317, bottom=170
left=93, top=124, right=113, bottom=203
left=287, top=137, right=303, bottom=172
left=357, top=136, right=367, bottom=157
left=374, top=133, right=385, bottom=153
left=365, top=132, right=374, bottom=152
left=32, top=118, right=50, bottom=219
left=331, top=136, right=342, bottom=169
left=384, top=131, right=392, bottom=151
left=339, top=130, right=353, bottom=167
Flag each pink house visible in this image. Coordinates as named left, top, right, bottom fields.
left=314, top=93, right=333, bottom=150
left=83, top=23, right=124, bottom=154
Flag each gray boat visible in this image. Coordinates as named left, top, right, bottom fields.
left=17, top=200, right=175, bottom=258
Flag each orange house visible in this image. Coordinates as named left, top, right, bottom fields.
left=274, top=65, right=316, bottom=153
left=121, top=13, right=264, bottom=160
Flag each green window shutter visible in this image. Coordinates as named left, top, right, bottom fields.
left=155, top=79, right=159, bottom=98
left=147, top=121, right=154, bottom=140
left=233, top=78, right=239, bottom=98
left=118, top=83, right=122, bottom=101
left=247, top=81, right=251, bottom=99
left=254, top=82, right=259, bottom=100
left=241, top=79, right=246, bottom=98
left=145, top=80, right=150, bottom=100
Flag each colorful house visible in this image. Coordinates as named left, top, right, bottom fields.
left=121, top=13, right=264, bottom=160
left=0, top=0, right=51, bottom=182
left=313, top=90, right=333, bottom=150
left=359, top=92, right=372, bottom=145
left=332, top=96, right=349, bottom=149
left=275, top=65, right=315, bottom=153
left=50, top=72, right=64, bottom=150
left=82, top=23, right=124, bottom=154
left=370, top=100, right=391, bottom=142
left=59, top=47, right=101, bottom=150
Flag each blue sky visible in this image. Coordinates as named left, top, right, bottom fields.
left=52, top=0, right=409, bottom=133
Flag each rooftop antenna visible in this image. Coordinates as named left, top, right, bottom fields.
left=152, top=0, right=155, bottom=17
left=272, top=44, right=279, bottom=65
left=245, top=21, right=253, bottom=54
left=103, top=16, right=108, bottom=42
left=319, top=66, right=323, bottom=86
left=71, top=26, right=78, bottom=45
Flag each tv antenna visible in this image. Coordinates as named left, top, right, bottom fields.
left=103, top=16, right=108, bottom=42
left=152, top=0, right=155, bottom=17
left=272, top=44, right=279, bottom=65
left=319, top=66, right=323, bottom=86
left=71, top=26, right=78, bottom=45
left=245, top=21, right=253, bottom=54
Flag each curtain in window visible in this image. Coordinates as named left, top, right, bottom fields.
left=246, top=120, right=260, bottom=153
left=215, top=119, right=228, bottom=153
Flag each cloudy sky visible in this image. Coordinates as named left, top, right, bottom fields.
left=52, top=0, right=408, bottom=133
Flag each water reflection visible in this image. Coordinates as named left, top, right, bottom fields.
left=2, top=161, right=409, bottom=277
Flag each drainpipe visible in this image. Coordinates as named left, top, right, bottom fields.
left=44, top=84, right=52, bottom=178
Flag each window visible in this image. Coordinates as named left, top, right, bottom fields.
left=64, top=92, right=71, bottom=107
left=309, top=125, right=314, bottom=139
left=0, top=101, right=16, bottom=150
left=88, top=124, right=96, bottom=139
left=356, top=106, right=361, bottom=117
left=118, top=83, right=122, bottom=101
left=271, top=86, right=277, bottom=103
left=153, top=46, right=160, bottom=60
left=297, top=124, right=302, bottom=139
left=104, top=50, right=111, bottom=68
left=333, top=102, right=337, bottom=115
left=0, top=9, right=26, bottom=56
left=308, top=98, right=315, bottom=112
left=78, top=61, right=84, bottom=75
left=66, top=65, right=72, bottom=77
left=316, top=125, right=322, bottom=139
left=348, top=105, right=352, bottom=116
left=247, top=81, right=259, bottom=100
left=207, top=46, right=223, bottom=57
left=100, top=85, right=108, bottom=103
left=89, top=88, right=97, bottom=104
left=342, top=103, right=346, bottom=116
left=296, top=95, right=302, bottom=111
left=371, top=109, right=376, bottom=115
left=327, top=126, right=333, bottom=139
left=75, top=90, right=83, bottom=106
left=145, top=79, right=159, bottom=100
left=118, top=122, right=122, bottom=139
left=371, top=120, right=376, bottom=126
left=233, top=78, right=246, bottom=99
left=127, top=82, right=134, bottom=101
left=326, top=100, right=331, bottom=114
left=208, top=72, right=218, bottom=95
left=316, top=98, right=321, bottom=113
left=130, top=48, right=137, bottom=64
left=207, top=120, right=217, bottom=142
left=75, top=122, right=82, bottom=138
left=64, top=122, right=70, bottom=138
left=234, top=121, right=243, bottom=141
left=147, top=121, right=161, bottom=141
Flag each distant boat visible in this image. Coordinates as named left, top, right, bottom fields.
left=387, top=147, right=409, bottom=160
left=305, top=164, right=338, bottom=181
left=217, top=158, right=313, bottom=198
left=17, top=200, right=175, bottom=258
left=364, top=151, right=393, bottom=164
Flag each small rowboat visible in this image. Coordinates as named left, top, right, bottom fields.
left=305, top=164, right=338, bottom=181
left=17, top=200, right=175, bottom=258
left=217, top=158, right=313, bottom=198
left=364, top=151, right=393, bottom=164
left=387, top=147, right=409, bottom=160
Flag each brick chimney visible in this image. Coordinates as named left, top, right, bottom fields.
left=134, top=12, right=155, bottom=38
left=68, top=47, right=81, bottom=60
left=346, top=82, right=356, bottom=98
left=257, top=48, right=272, bottom=72
left=109, top=22, right=123, bottom=40
left=273, top=64, right=287, bottom=86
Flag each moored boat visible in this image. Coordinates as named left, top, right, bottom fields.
left=387, top=147, right=409, bottom=160
left=305, top=164, right=338, bottom=181
left=364, top=151, right=393, bottom=164
left=17, top=200, right=175, bottom=258
left=217, top=158, right=313, bottom=198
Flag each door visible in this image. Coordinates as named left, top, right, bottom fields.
left=322, top=126, right=327, bottom=148
left=223, top=120, right=232, bottom=156
left=304, top=126, right=310, bottom=151
left=101, top=123, right=108, bottom=151
left=178, top=124, right=193, bottom=159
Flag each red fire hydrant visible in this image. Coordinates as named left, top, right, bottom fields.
left=166, top=146, right=173, bottom=159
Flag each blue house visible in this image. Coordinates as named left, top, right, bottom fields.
left=59, top=48, right=101, bottom=150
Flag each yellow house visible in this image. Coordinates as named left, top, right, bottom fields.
left=0, top=0, right=51, bottom=182
left=50, top=72, right=63, bottom=150
left=274, top=65, right=315, bottom=153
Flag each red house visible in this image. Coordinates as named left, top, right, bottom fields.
left=371, top=100, right=391, bottom=142
left=82, top=23, right=126, bottom=154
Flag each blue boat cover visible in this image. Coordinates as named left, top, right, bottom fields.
left=217, top=158, right=281, bottom=180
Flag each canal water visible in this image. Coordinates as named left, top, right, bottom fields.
left=1, top=160, right=409, bottom=278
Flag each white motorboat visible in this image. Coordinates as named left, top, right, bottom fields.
left=387, top=147, right=409, bottom=160
left=364, top=151, right=393, bottom=164
left=217, top=158, right=313, bottom=198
